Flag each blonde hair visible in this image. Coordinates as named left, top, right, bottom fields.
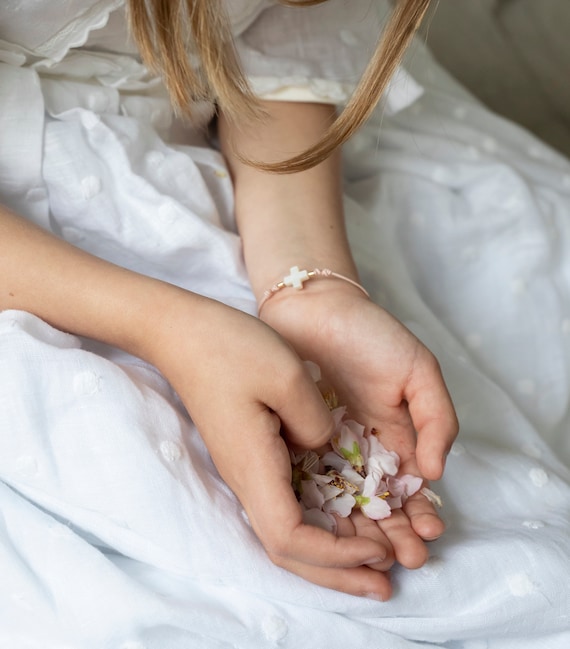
left=128, top=0, right=431, bottom=173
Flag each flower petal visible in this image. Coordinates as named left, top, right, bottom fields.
left=399, top=474, right=424, bottom=497
left=300, top=479, right=325, bottom=510
left=319, top=482, right=344, bottom=502
left=332, top=422, right=366, bottom=472
left=367, top=448, right=400, bottom=478
left=331, top=406, right=347, bottom=429
left=361, top=472, right=382, bottom=498
left=420, top=487, right=443, bottom=508
left=362, top=496, right=392, bottom=520
left=323, top=493, right=356, bottom=518
left=321, top=451, right=352, bottom=474
left=302, top=507, right=337, bottom=533
left=303, top=360, right=322, bottom=383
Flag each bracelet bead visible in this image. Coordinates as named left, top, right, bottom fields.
left=258, top=266, right=370, bottom=312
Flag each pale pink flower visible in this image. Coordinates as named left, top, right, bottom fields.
left=292, top=364, right=442, bottom=526
left=354, top=473, right=391, bottom=520
left=331, top=420, right=367, bottom=473
left=365, top=433, right=400, bottom=478
left=385, top=474, right=423, bottom=509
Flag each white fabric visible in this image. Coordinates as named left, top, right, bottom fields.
left=1, top=2, right=570, bottom=648
left=234, top=0, right=424, bottom=110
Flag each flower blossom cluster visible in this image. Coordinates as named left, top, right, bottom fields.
left=291, top=364, right=441, bottom=533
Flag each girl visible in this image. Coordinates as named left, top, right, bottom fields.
left=0, top=0, right=458, bottom=603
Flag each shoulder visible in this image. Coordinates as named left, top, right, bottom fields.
left=223, top=0, right=274, bottom=35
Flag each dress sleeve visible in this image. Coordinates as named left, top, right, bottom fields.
left=233, top=0, right=423, bottom=114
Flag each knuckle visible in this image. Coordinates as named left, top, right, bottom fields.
left=262, top=531, right=291, bottom=561
left=266, top=550, right=287, bottom=569
left=279, top=356, right=310, bottom=391
left=264, top=538, right=291, bottom=566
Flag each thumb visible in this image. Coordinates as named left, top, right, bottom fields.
left=268, top=362, right=335, bottom=449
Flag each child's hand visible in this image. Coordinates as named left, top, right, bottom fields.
left=146, top=293, right=397, bottom=599
left=259, top=281, right=459, bottom=592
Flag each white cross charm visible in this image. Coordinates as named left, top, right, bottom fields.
left=283, top=266, right=310, bottom=290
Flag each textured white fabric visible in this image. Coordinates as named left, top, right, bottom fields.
left=234, top=0, right=423, bottom=110
left=1, top=2, right=570, bottom=648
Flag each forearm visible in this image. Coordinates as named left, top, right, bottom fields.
left=0, top=205, right=190, bottom=360
left=219, top=101, right=359, bottom=302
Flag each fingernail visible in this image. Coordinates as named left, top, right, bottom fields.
left=365, top=555, right=386, bottom=565
left=363, top=592, right=385, bottom=602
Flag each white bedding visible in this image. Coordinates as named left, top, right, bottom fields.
left=1, top=3, right=570, bottom=648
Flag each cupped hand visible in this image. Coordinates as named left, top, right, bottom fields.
left=259, top=280, right=459, bottom=576
left=147, top=291, right=397, bottom=600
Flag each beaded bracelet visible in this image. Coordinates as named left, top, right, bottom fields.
left=258, top=266, right=370, bottom=312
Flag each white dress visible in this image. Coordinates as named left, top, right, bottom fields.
left=1, top=2, right=570, bottom=648
left=0, top=0, right=421, bottom=311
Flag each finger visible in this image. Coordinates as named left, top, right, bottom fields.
left=265, top=356, right=335, bottom=449
left=231, top=413, right=389, bottom=569
left=361, top=412, right=445, bottom=548
left=377, top=507, right=430, bottom=570
left=334, top=514, right=356, bottom=538
left=269, top=554, right=393, bottom=601
left=404, top=349, right=459, bottom=480
left=350, top=509, right=395, bottom=571
left=336, top=513, right=393, bottom=572
left=249, top=493, right=390, bottom=570
left=380, top=437, right=445, bottom=543
left=403, top=488, right=445, bottom=541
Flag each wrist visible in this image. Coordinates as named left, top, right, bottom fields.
left=258, top=265, right=369, bottom=315
left=258, top=271, right=371, bottom=332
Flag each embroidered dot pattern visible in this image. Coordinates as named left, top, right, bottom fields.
left=158, top=202, right=179, bottom=225
left=81, top=175, right=102, bottom=200
left=340, top=29, right=359, bottom=46
left=159, top=440, right=183, bottom=463
left=81, top=112, right=101, bottom=130
left=453, top=105, right=467, bottom=120
left=261, top=615, right=289, bottom=643
left=73, top=371, right=102, bottom=396
left=421, top=556, right=445, bottom=577
left=507, top=572, right=536, bottom=597
left=522, top=520, right=545, bottom=530
left=481, top=137, right=497, bottom=153
left=432, top=166, right=447, bottom=183
left=529, top=467, right=549, bottom=488
left=87, top=92, right=109, bottom=113
left=522, top=443, right=542, bottom=459
left=25, top=187, right=48, bottom=203
left=145, top=151, right=166, bottom=169
left=527, top=145, right=544, bottom=159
